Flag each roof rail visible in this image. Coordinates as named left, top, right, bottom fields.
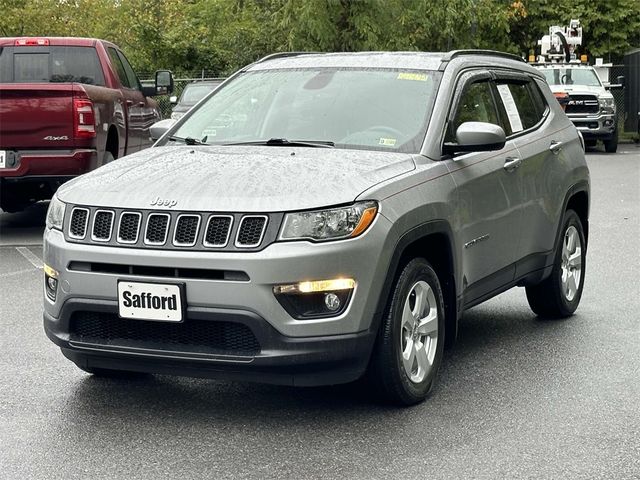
left=439, top=49, right=525, bottom=69
left=255, top=52, right=319, bottom=64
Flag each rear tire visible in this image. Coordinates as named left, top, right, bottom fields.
left=526, top=210, right=586, bottom=318
left=369, top=258, right=445, bottom=406
left=603, top=124, right=618, bottom=153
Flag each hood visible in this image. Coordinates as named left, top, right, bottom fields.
left=57, top=145, right=416, bottom=212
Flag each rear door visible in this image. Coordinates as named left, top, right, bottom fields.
left=491, top=73, right=574, bottom=274
left=444, top=71, right=524, bottom=304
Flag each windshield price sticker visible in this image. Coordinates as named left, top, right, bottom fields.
left=496, top=84, right=524, bottom=133
left=397, top=72, right=428, bottom=82
left=0, top=151, right=5, bottom=169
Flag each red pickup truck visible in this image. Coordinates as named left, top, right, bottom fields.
left=0, top=37, right=173, bottom=212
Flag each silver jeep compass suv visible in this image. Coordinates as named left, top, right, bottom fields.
left=43, top=51, right=589, bottom=405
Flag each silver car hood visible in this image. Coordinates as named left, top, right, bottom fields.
left=57, top=145, right=416, bottom=212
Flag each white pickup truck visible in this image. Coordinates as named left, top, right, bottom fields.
left=536, top=64, right=618, bottom=152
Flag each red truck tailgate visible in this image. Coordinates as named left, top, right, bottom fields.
left=0, top=83, right=76, bottom=149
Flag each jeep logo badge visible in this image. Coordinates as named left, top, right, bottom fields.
left=150, top=196, right=177, bottom=208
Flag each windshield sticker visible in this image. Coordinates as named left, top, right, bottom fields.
left=496, top=84, right=523, bottom=133
left=379, top=137, right=397, bottom=146
left=397, top=72, right=428, bottom=82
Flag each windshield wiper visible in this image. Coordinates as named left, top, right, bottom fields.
left=223, top=138, right=335, bottom=148
left=168, top=135, right=206, bottom=146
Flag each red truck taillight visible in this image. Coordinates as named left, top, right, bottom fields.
left=73, top=98, right=96, bottom=139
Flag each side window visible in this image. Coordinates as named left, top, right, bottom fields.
left=495, top=80, right=545, bottom=133
left=447, top=81, right=499, bottom=141
left=117, top=51, right=141, bottom=91
left=107, top=47, right=132, bottom=89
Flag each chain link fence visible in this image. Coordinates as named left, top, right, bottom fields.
left=140, top=71, right=226, bottom=118
left=608, top=65, right=628, bottom=132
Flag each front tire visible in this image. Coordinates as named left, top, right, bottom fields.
left=369, top=258, right=445, bottom=405
left=603, top=124, right=619, bottom=153
left=526, top=209, right=586, bottom=318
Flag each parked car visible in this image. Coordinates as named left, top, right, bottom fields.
left=0, top=37, right=173, bottom=212
left=43, top=50, right=589, bottom=405
left=169, top=79, right=223, bottom=121
left=535, top=64, right=618, bottom=152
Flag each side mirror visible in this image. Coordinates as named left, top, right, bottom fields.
left=443, top=122, right=506, bottom=155
left=141, top=70, right=174, bottom=97
left=169, top=95, right=178, bottom=105
left=616, top=75, right=625, bottom=87
left=149, top=119, right=175, bottom=142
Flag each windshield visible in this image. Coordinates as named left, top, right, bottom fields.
left=170, top=68, right=441, bottom=153
left=542, top=68, right=602, bottom=87
left=180, top=83, right=219, bottom=105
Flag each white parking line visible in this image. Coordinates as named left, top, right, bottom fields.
left=15, top=246, right=43, bottom=269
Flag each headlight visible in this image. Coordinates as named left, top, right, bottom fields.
left=46, top=195, right=66, bottom=231
left=599, top=97, right=615, bottom=111
left=171, top=112, right=183, bottom=121
left=279, top=201, right=378, bottom=242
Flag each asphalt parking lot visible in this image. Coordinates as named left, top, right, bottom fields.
left=0, top=144, right=639, bottom=479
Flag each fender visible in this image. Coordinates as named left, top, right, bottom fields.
left=370, top=219, right=460, bottom=346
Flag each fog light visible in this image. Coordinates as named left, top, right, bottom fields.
left=44, top=263, right=59, bottom=301
left=324, top=292, right=341, bottom=311
left=273, top=278, right=355, bottom=319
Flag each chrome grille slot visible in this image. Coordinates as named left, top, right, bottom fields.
left=236, top=215, right=268, bottom=248
left=117, top=212, right=141, bottom=244
left=91, top=210, right=114, bottom=241
left=204, top=215, right=233, bottom=247
left=173, top=214, right=201, bottom=246
left=145, top=213, right=170, bottom=245
left=69, top=208, right=89, bottom=239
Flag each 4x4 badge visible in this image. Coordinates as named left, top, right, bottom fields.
left=150, top=196, right=177, bottom=208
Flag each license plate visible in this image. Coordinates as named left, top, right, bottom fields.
left=0, top=151, right=5, bottom=168
left=118, top=281, right=184, bottom=322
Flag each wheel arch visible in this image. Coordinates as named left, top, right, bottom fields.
left=372, top=221, right=459, bottom=348
left=566, top=188, right=589, bottom=244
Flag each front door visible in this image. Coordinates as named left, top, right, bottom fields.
left=444, top=73, right=524, bottom=305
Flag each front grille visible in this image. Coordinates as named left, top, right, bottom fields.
left=174, top=215, right=200, bottom=246
left=204, top=216, right=233, bottom=247
left=145, top=214, right=170, bottom=245
left=92, top=210, right=114, bottom=241
left=65, top=207, right=278, bottom=251
left=236, top=216, right=267, bottom=247
left=117, top=212, right=141, bottom=243
left=69, top=311, right=260, bottom=355
left=69, top=208, right=89, bottom=238
left=565, top=94, right=599, bottom=114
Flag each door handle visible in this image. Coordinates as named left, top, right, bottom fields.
left=504, top=157, right=521, bottom=172
left=549, top=140, right=563, bottom=154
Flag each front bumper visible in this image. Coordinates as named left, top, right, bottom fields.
left=568, top=112, right=616, bottom=139
left=44, top=299, right=375, bottom=386
left=43, top=214, right=395, bottom=383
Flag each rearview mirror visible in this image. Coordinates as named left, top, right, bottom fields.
left=443, top=122, right=506, bottom=155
